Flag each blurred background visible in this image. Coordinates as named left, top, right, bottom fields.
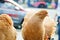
left=0, top=0, right=60, bottom=40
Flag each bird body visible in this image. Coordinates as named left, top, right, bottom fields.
left=0, top=14, right=16, bottom=40
left=22, top=10, right=48, bottom=40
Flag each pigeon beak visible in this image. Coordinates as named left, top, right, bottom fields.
left=46, top=14, right=48, bottom=16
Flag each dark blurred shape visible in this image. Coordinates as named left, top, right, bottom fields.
left=38, top=4, right=47, bottom=8
left=0, top=0, right=5, bottom=3
left=57, top=16, right=60, bottom=40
